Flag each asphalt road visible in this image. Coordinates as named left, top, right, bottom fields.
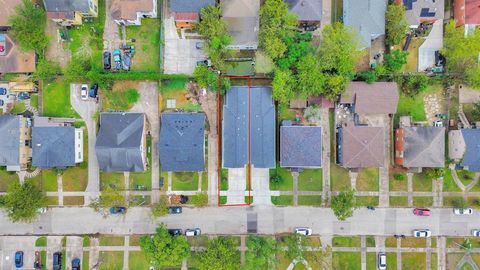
left=1, top=207, right=479, bottom=237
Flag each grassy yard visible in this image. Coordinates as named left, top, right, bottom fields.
left=331, top=163, right=351, bottom=191
left=35, top=236, right=47, bottom=247
left=101, top=81, right=140, bottom=111
left=401, top=238, right=426, bottom=248
left=412, top=172, right=433, bottom=192
left=45, top=196, right=58, bottom=206
left=130, top=171, right=152, bottom=190
left=270, top=166, right=293, bottom=191
left=171, top=172, right=199, bottom=191
left=366, top=252, right=376, bottom=270
left=277, top=104, right=297, bottom=121
left=356, top=196, right=379, bottom=207
left=100, top=172, right=125, bottom=191
left=255, top=50, right=274, bottom=74
left=413, top=196, right=433, bottom=207
left=390, top=171, right=408, bottom=191
left=386, top=237, right=397, bottom=248
left=31, top=170, right=58, bottom=192
left=271, top=195, right=293, bottom=206
left=159, top=79, right=201, bottom=112
left=83, top=252, right=89, bottom=270
left=333, top=236, right=361, bottom=247
left=387, top=253, right=397, bottom=270
left=128, top=251, right=150, bottom=270
left=0, top=168, right=19, bottom=191
left=390, top=196, right=408, bottom=207
left=443, top=168, right=462, bottom=192
left=99, top=236, right=125, bottom=246
left=63, top=196, right=84, bottom=206
left=356, top=168, right=379, bottom=191
left=298, top=169, right=322, bottom=191
left=99, top=251, right=123, bottom=270
left=402, top=38, right=425, bottom=72
left=332, top=252, right=361, bottom=270
left=298, top=196, right=322, bottom=206
left=42, top=79, right=79, bottom=118
left=10, top=102, right=26, bottom=114
left=443, top=196, right=465, bottom=207
left=30, top=94, right=39, bottom=108
left=126, top=19, right=160, bottom=72
left=396, top=92, right=427, bottom=123
left=402, top=252, right=426, bottom=270
left=62, top=166, right=88, bottom=191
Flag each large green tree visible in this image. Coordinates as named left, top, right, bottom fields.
left=140, top=224, right=190, bottom=268
left=8, top=0, right=49, bottom=54
left=384, top=49, right=408, bottom=73
left=272, top=68, right=295, bottom=104
left=385, top=4, right=409, bottom=46
left=244, top=236, right=278, bottom=270
left=0, top=180, right=46, bottom=223
left=296, top=53, right=325, bottom=97
left=197, top=237, right=240, bottom=270
left=331, top=190, right=355, bottom=221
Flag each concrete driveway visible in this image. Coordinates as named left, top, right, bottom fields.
left=0, top=237, right=37, bottom=270
left=251, top=167, right=272, bottom=205
left=227, top=168, right=247, bottom=204
left=103, top=0, right=122, bottom=51
left=46, top=236, right=63, bottom=270
left=66, top=236, right=83, bottom=269
left=70, top=84, right=100, bottom=204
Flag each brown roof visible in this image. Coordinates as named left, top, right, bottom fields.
left=0, top=0, right=22, bottom=27
left=289, top=99, right=307, bottom=109
left=340, top=125, right=385, bottom=168
left=340, top=82, right=399, bottom=115
left=110, top=0, right=154, bottom=21
left=47, top=11, right=75, bottom=20
left=175, top=12, right=199, bottom=21
left=455, top=0, right=480, bottom=26
left=0, top=34, right=36, bottom=73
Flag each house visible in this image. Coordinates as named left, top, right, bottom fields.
left=95, top=112, right=147, bottom=172
left=343, top=0, right=387, bottom=49
left=285, top=0, right=322, bottom=26
left=43, top=0, right=98, bottom=25
left=449, top=129, right=480, bottom=172
left=418, top=20, right=443, bottom=71
left=339, top=82, right=399, bottom=115
left=110, top=0, right=157, bottom=26
left=222, top=0, right=260, bottom=50
left=31, top=117, right=83, bottom=169
left=337, top=125, right=385, bottom=168
left=454, top=0, right=480, bottom=35
left=170, top=0, right=215, bottom=29
left=0, top=33, right=36, bottom=74
left=0, top=0, right=22, bottom=31
left=396, top=0, right=445, bottom=28
left=280, top=124, right=322, bottom=168
left=0, top=115, right=31, bottom=171
left=159, top=112, right=205, bottom=172
left=223, top=86, right=275, bottom=168
left=395, top=126, right=445, bottom=169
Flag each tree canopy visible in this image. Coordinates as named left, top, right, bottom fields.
left=331, top=190, right=355, bottom=221
left=140, top=224, right=190, bottom=268
left=384, top=49, right=408, bottom=73
left=197, top=237, right=240, bottom=270
left=385, top=4, right=409, bottom=46
left=244, top=236, right=278, bottom=270
left=0, top=180, right=46, bottom=223
left=272, top=68, right=295, bottom=104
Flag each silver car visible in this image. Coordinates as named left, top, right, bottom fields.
left=378, top=252, right=386, bottom=270
left=413, top=229, right=431, bottom=238
left=453, top=208, right=473, bottom=215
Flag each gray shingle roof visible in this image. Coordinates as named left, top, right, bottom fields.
left=339, top=125, right=385, bottom=168
left=280, top=125, right=322, bottom=168
left=343, top=0, right=387, bottom=48
left=32, top=127, right=75, bottom=169
left=96, top=113, right=145, bottom=172
left=461, top=129, right=480, bottom=172
left=285, top=0, right=322, bottom=22
left=170, top=0, right=215, bottom=12
left=340, top=82, right=399, bottom=115
left=403, top=127, right=445, bottom=168
left=159, top=112, right=205, bottom=172
left=222, top=0, right=260, bottom=49
left=222, top=86, right=275, bottom=168
left=43, top=0, right=90, bottom=13
left=0, top=115, right=20, bottom=168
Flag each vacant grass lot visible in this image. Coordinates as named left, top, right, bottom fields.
left=333, top=236, right=361, bottom=247
left=159, top=78, right=201, bottom=112
left=42, top=79, right=79, bottom=118
left=390, top=196, right=408, bottom=207
left=356, top=168, right=379, bottom=191
left=128, top=251, right=150, bottom=270
left=332, top=252, right=361, bottom=270
left=126, top=19, right=160, bottom=72
left=172, top=172, right=199, bottom=190
left=298, top=169, right=322, bottom=191
left=298, top=196, right=322, bottom=206
left=99, top=251, right=123, bottom=270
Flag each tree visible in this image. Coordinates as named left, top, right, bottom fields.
left=140, top=224, right=190, bottom=268
left=193, top=64, right=231, bottom=94
left=323, top=74, right=349, bottom=100
left=296, top=54, right=325, bottom=97
left=151, top=196, right=169, bottom=218
left=331, top=190, right=355, bottom=221
left=359, top=70, right=378, bottom=84
left=277, top=32, right=313, bottom=70
left=0, top=180, right=46, bottom=223
left=125, top=88, right=140, bottom=103
left=425, top=168, right=445, bottom=180
left=8, top=0, right=49, bottom=54
left=471, top=101, right=480, bottom=121
left=197, top=237, right=240, bottom=270
left=385, top=4, right=409, bottom=46
left=284, top=234, right=304, bottom=260
left=33, top=59, right=62, bottom=82
left=243, top=236, right=278, bottom=270
left=272, top=69, right=295, bottom=104
left=384, top=50, right=408, bottom=73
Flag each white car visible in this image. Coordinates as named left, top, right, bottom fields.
left=472, top=229, right=480, bottom=237
left=453, top=208, right=473, bottom=215
left=80, top=84, right=88, bottom=100
left=413, top=229, right=431, bottom=238
left=295, top=227, right=312, bottom=236
left=36, top=207, right=47, bottom=214
left=378, top=252, right=386, bottom=270
left=185, top=228, right=201, bottom=236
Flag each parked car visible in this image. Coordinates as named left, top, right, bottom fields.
left=17, top=92, right=30, bottom=100
left=53, top=252, right=62, bottom=270
left=454, top=208, right=473, bottom=215
left=15, top=251, right=23, bottom=268
left=168, top=229, right=182, bottom=236
left=433, top=120, right=443, bottom=127
left=196, top=59, right=212, bottom=67
left=0, top=100, right=4, bottom=106
left=109, top=206, right=126, bottom=214
left=378, top=252, right=386, bottom=270
left=185, top=228, right=201, bottom=236
left=81, top=84, right=88, bottom=100
left=0, top=87, right=7, bottom=95
left=472, top=229, right=480, bottom=237
left=294, top=227, right=312, bottom=236
left=168, top=206, right=182, bottom=214
left=37, top=207, right=47, bottom=214
left=113, top=49, right=122, bottom=70
left=71, top=258, right=80, bottom=270
left=103, top=51, right=111, bottom=70
left=123, top=52, right=131, bottom=71
left=413, top=229, right=431, bottom=238
left=413, top=208, right=430, bottom=216
left=195, top=42, right=204, bottom=49
left=89, top=84, right=98, bottom=98
left=34, top=251, right=41, bottom=269
left=304, top=25, right=317, bottom=31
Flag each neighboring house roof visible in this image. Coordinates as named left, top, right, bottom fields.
left=95, top=112, right=145, bottom=172
left=159, top=112, right=205, bottom=172
left=0, top=115, right=20, bottom=168
left=339, top=125, right=385, bottom=168
left=280, top=125, right=322, bottom=168
left=47, top=11, right=75, bottom=20
left=454, top=0, right=480, bottom=27
left=175, top=12, right=199, bottom=21
left=170, top=0, right=215, bottom=13
left=343, top=0, right=387, bottom=48
left=339, top=82, right=399, bottom=115
left=222, top=0, right=260, bottom=48
left=110, top=0, right=154, bottom=21
left=418, top=20, right=443, bottom=71
left=460, top=129, right=480, bottom=172
left=32, top=127, right=75, bottom=168
left=43, top=0, right=91, bottom=13
left=223, top=86, right=275, bottom=168
left=0, top=34, right=36, bottom=73
left=403, top=127, right=445, bottom=168
left=396, top=0, right=445, bottom=26
left=285, top=0, right=322, bottom=22
left=0, top=0, right=22, bottom=27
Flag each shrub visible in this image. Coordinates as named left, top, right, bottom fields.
left=190, top=192, right=208, bottom=207
left=393, top=173, right=405, bottom=181
left=125, top=88, right=140, bottom=103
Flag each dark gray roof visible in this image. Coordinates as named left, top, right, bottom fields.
left=343, top=0, right=387, bottom=48
left=285, top=0, right=322, bottom=22
left=96, top=113, right=145, bottom=172
left=280, top=126, right=322, bottom=168
left=0, top=115, right=20, bottom=167
left=461, top=129, right=480, bottom=172
left=403, top=127, right=445, bottom=168
left=222, top=86, right=275, bottom=168
left=32, top=127, right=75, bottom=168
left=170, top=0, right=215, bottom=12
left=159, top=112, right=205, bottom=172
left=43, top=0, right=90, bottom=13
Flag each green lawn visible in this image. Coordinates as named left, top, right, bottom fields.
left=128, top=251, right=150, bottom=270
left=0, top=168, right=19, bottom=191
left=99, top=236, right=125, bottom=246
left=387, top=253, right=397, bottom=270
left=390, top=196, right=408, bottom=207
left=30, top=94, right=39, bottom=108
left=99, top=251, right=123, bottom=270
left=271, top=195, right=293, bottom=206
left=83, top=252, right=89, bottom=270
left=31, top=170, right=58, bottom=192
left=390, top=172, right=408, bottom=191
left=129, top=235, right=142, bottom=246
left=220, top=168, right=228, bottom=191
left=396, top=93, right=426, bottom=123
left=160, top=78, right=188, bottom=93
left=443, top=196, right=465, bottom=207
left=401, top=238, right=426, bottom=248
left=298, top=169, right=322, bottom=191
left=159, top=79, right=201, bottom=112
left=101, top=83, right=140, bottom=111
left=356, top=196, right=379, bottom=207
left=297, top=196, right=322, bottom=206
left=255, top=50, right=274, bottom=74
left=402, top=253, right=426, bottom=270
left=332, top=252, right=361, bottom=270
left=270, top=166, right=293, bottom=191
left=412, top=172, right=433, bottom=192
left=130, top=171, right=152, bottom=190
left=100, top=172, right=125, bottom=191
left=10, top=102, right=26, bottom=114
left=443, top=168, right=462, bottom=192
left=333, top=236, right=361, bottom=247
left=83, top=236, right=90, bottom=247
left=62, top=167, right=88, bottom=191
left=126, top=19, right=160, bottom=72
left=366, top=252, right=377, bottom=270
left=356, top=168, right=379, bottom=191
left=413, top=196, right=433, bottom=207
left=171, top=172, right=199, bottom=191
left=35, top=236, right=47, bottom=247
left=63, top=196, right=84, bottom=205
left=45, top=196, right=58, bottom=206
left=42, top=79, right=79, bottom=118
left=330, top=163, right=351, bottom=191
left=277, top=104, right=296, bottom=121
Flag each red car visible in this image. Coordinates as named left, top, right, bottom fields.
left=413, top=208, right=430, bottom=216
